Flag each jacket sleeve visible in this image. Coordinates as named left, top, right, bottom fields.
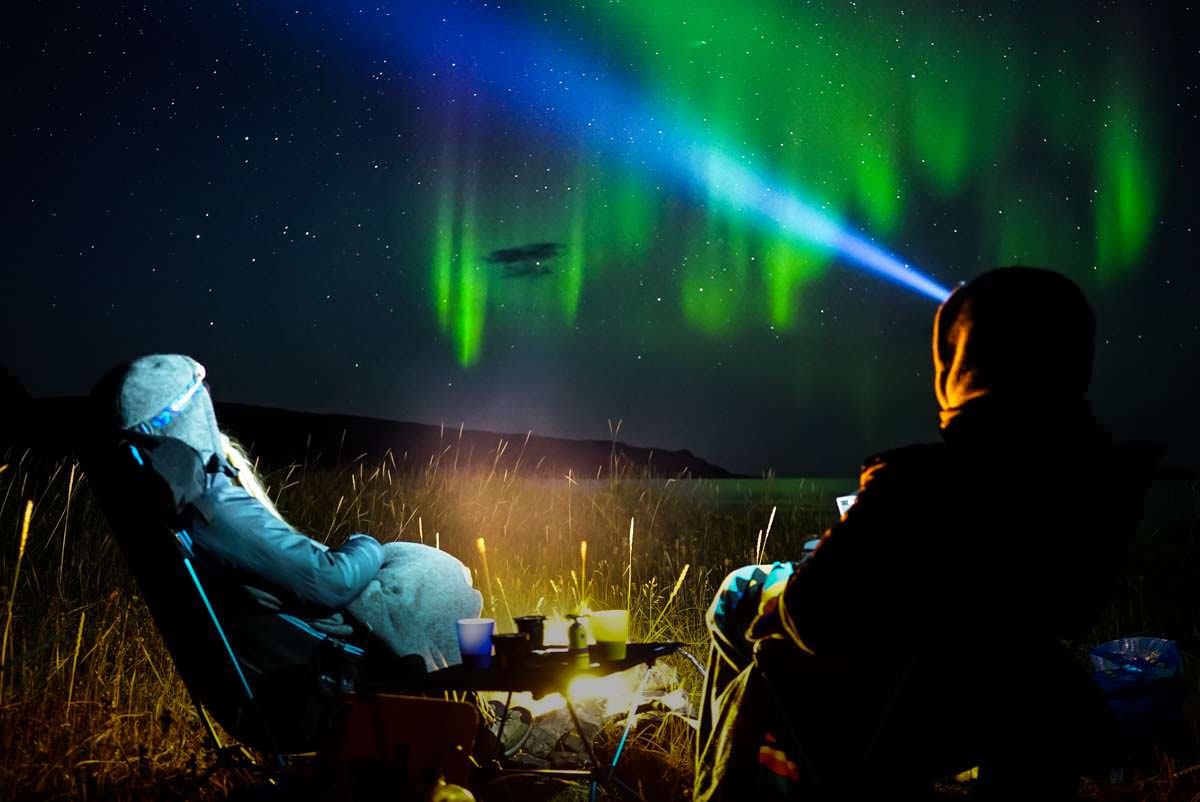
left=187, top=473, right=385, bottom=612
left=771, top=451, right=920, bottom=656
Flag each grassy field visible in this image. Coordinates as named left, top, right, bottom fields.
left=1, top=440, right=1198, bottom=801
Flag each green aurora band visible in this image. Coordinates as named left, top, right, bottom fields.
left=426, top=1, right=1160, bottom=366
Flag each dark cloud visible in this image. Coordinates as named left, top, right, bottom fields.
left=486, top=242, right=566, bottom=279
left=486, top=242, right=564, bottom=264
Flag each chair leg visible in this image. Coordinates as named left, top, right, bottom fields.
left=564, top=692, right=645, bottom=802
left=606, top=665, right=655, bottom=783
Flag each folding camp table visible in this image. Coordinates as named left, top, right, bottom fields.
left=396, top=641, right=684, bottom=801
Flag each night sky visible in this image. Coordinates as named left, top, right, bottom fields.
left=3, top=1, right=1197, bottom=476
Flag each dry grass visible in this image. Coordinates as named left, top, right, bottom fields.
left=0, top=439, right=1197, bottom=801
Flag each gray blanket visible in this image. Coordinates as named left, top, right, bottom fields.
left=346, top=542, right=483, bottom=670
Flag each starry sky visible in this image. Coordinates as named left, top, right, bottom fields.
left=3, top=1, right=1197, bottom=476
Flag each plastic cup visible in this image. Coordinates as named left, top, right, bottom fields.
left=456, top=617, right=495, bottom=669
left=590, top=610, right=629, bottom=661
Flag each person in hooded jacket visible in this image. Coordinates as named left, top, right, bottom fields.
left=88, top=355, right=485, bottom=748
left=695, top=267, right=1160, bottom=800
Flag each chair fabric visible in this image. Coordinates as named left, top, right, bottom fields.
left=697, top=634, right=1115, bottom=801
left=81, top=431, right=349, bottom=752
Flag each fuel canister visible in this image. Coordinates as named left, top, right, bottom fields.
left=567, top=613, right=590, bottom=669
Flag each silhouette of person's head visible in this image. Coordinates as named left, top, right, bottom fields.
left=93, top=354, right=224, bottom=462
left=933, top=267, right=1095, bottom=428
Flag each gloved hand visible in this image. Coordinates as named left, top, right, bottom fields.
left=746, top=561, right=798, bottom=643
left=746, top=577, right=788, bottom=642
left=307, top=611, right=356, bottom=638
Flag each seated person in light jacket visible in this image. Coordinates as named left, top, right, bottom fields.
left=92, top=355, right=483, bottom=738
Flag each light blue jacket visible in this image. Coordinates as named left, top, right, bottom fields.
left=188, top=467, right=384, bottom=613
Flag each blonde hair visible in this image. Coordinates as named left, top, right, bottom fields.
left=220, top=433, right=286, bottom=523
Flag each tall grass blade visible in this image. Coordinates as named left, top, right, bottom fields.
left=58, top=462, right=76, bottom=591
left=1, top=500, right=33, bottom=704
left=67, top=610, right=85, bottom=707
left=626, top=518, right=634, bottom=614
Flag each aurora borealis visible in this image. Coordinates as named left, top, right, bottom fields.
left=401, top=0, right=1158, bottom=363
left=3, top=1, right=1196, bottom=475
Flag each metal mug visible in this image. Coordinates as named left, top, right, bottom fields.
left=514, top=615, right=547, bottom=649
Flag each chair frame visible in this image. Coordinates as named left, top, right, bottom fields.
left=90, top=438, right=289, bottom=772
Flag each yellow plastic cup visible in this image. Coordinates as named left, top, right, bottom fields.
left=590, top=610, right=629, bottom=661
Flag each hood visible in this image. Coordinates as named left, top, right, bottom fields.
left=95, top=354, right=224, bottom=463
left=933, top=267, right=1095, bottom=430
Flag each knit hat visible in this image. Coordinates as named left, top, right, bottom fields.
left=101, top=354, right=223, bottom=462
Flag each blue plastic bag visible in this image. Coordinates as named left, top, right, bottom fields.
left=1089, top=637, right=1185, bottom=737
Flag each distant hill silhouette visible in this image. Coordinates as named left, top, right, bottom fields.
left=17, top=397, right=742, bottom=479
left=0, top=365, right=32, bottom=445
left=0, top=364, right=32, bottom=408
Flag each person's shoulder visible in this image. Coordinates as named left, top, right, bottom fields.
left=858, top=443, right=947, bottom=491
left=189, top=458, right=269, bottom=527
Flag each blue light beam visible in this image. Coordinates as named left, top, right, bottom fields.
left=330, top=2, right=952, bottom=302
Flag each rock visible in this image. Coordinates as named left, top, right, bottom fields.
left=573, top=698, right=605, bottom=735
left=524, top=708, right=574, bottom=759
left=560, top=732, right=587, bottom=754
left=539, top=708, right=575, bottom=732
left=523, top=727, right=562, bottom=759
left=548, top=750, right=591, bottom=769
left=642, top=662, right=680, bottom=696
left=505, top=752, right=551, bottom=771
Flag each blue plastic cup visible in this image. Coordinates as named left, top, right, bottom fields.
left=457, top=617, right=495, bottom=669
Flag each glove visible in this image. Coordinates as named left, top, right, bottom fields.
left=307, top=611, right=356, bottom=638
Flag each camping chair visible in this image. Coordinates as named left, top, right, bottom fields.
left=750, top=635, right=1116, bottom=799
left=79, top=431, right=479, bottom=796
